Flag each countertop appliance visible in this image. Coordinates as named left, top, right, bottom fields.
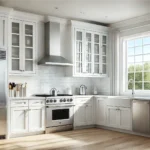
left=132, top=100, right=150, bottom=134
left=0, top=50, right=7, bottom=138
left=45, top=96, right=74, bottom=133
left=80, top=85, right=87, bottom=95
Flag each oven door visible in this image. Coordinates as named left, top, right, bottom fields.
left=46, top=105, right=74, bottom=127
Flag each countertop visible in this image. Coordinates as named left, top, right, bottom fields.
left=9, top=95, right=150, bottom=101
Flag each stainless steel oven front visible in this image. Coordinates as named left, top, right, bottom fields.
left=46, top=105, right=74, bottom=127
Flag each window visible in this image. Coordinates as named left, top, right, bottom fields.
left=127, top=36, right=150, bottom=90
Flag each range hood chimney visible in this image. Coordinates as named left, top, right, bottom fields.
left=38, top=22, right=72, bottom=66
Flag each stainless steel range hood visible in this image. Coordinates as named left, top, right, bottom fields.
left=38, top=22, right=72, bottom=66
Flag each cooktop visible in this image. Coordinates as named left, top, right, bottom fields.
left=35, top=94, right=73, bottom=97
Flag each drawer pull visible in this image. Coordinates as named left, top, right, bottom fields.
left=14, top=102, right=26, bottom=104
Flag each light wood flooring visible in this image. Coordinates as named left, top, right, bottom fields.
left=1, top=128, right=150, bottom=150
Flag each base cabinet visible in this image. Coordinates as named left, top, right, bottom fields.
left=107, top=106, right=131, bottom=130
left=96, top=99, right=106, bottom=125
left=74, top=99, right=94, bottom=127
left=11, top=107, right=28, bottom=134
left=119, top=107, right=132, bottom=130
left=74, top=104, right=87, bottom=126
left=29, top=106, right=45, bottom=132
left=10, top=100, right=45, bottom=135
left=107, top=106, right=119, bottom=128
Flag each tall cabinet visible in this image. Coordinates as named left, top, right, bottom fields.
left=72, top=21, right=109, bottom=77
left=0, top=16, right=7, bottom=50
left=9, top=19, right=36, bottom=74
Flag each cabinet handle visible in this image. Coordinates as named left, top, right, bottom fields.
left=15, top=102, right=25, bottom=104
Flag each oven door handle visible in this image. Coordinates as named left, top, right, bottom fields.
left=46, top=105, right=75, bottom=108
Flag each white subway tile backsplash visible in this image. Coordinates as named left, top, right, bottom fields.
left=9, top=66, right=110, bottom=96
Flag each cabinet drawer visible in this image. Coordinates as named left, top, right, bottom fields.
left=29, top=100, right=45, bottom=106
left=11, top=100, right=28, bottom=107
left=75, top=97, right=92, bottom=104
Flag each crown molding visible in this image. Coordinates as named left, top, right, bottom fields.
left=71, top=20, right=109, bottom=32
left=110, top=13, right=150, bottom=30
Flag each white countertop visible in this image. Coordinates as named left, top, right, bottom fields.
left=9, top=96, right=45, bottom=100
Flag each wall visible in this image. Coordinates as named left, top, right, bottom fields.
left=9, top=20, right=111, bottom=96
left=110, top=13, right=150, bottom=96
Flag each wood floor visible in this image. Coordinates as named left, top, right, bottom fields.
left=1, top=128, right=150, bottom=150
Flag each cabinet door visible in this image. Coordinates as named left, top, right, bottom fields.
left=93, top=33, right=101, bottom=75
left=75, top=29, right=84, bottom=74
left=85, top=32, right=92, bottom=74
left=23, top=22, right=35, bottom=73
left=11, top=107, right=28, bottom=134
left=85, top=103, right=93, bottom=125
left=96, top=99, right=106, bottom=125
left=10, top=20, right=23, bottom=73
left=0, top=17, right=6, bottom=49
left=107, top=106, right=119, bottom=128
left=119, top=107, right=132, bottom=130
left=29, top=106, right=45, bottom=132
left=101, top=35, right=107, bottom=75
left=74, top=104, right=86, bottom=126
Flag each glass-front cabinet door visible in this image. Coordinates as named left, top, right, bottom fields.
left=85, top=32, right=92, bottom=74
left=102, top=35, right=107, bottom=75
left=93, top=34, right=100, bottom=74
left=75, top=29, right=84, bottom=74
left=23, top=22, right=35, bottom=72
left=11, top=21, right=22, bottom=72
left=10, top=19, right=35, bottom=74
left=74, top=28, right=108, bottom=77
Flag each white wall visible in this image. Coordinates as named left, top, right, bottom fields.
left=9, top=20, right=111, bottom=96
left=110, top=13, right=150, bottom=96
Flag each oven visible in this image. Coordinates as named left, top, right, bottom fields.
left=46, top=105, right=74, bottom=127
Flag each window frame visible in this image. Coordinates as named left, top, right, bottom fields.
left=120, top=32, right=150, bottom=96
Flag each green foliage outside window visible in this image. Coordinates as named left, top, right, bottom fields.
left=128, top=62, right=150, bottom=90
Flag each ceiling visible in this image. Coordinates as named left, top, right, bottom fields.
left=0, top=0, right=150, bottom=24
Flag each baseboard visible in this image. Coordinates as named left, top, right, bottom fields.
left=46, top=125, right=73, bottom=133
left=10, top=131, right=45, bottom=138
left=74, top=125, right=96, bottom=130
left=96, top=125, right=150, bottom=138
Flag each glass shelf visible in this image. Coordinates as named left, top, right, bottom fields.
left=12, top=23, right=19, bottom=34
left=25, top=25, right=33, bottom=35
left=94, top=64, right=99, bottom=74
left=12, top=34, right=19, bottom=46
left=25, top=60, right=33, bottom=71
left=12, top=47, right=19, bottom=58
left=12, top=59, right=20, bottom=71
left=25, top=48, right=33, bottom=59
left=94, top=34, right=99, bottom=43
left=25, top=36, right=33, bottom=47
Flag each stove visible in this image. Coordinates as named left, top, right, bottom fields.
left=46, top=96, right=74, bottom=105
left=45, top=96, right=74, bottom=132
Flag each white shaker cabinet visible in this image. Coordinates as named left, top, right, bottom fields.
left=10, top=99, right=45, bottom=136
left=106, top=106, right=132, bottom=130
left=74, top=104, right=87, bottom=126
left=74, top=97, right=94, bottom=127
left=9, top=19, right=36, bottom=75
left=95, top=98, right=106, bottom=126
left=0, top=16, right=7, bottom=49
left=106, top=106, right=119, bottom=128
left=29, top=106, right=45, bottom=132
left=119, top=107, right=132, bottom=130
left=11, top=107, right=28, bottom=134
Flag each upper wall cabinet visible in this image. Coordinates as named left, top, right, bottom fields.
left=0, top=16, right=7, bottom=50
left=9, top=19, right=36, bottom=75
left=72, top=21, right=109, bottom=77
